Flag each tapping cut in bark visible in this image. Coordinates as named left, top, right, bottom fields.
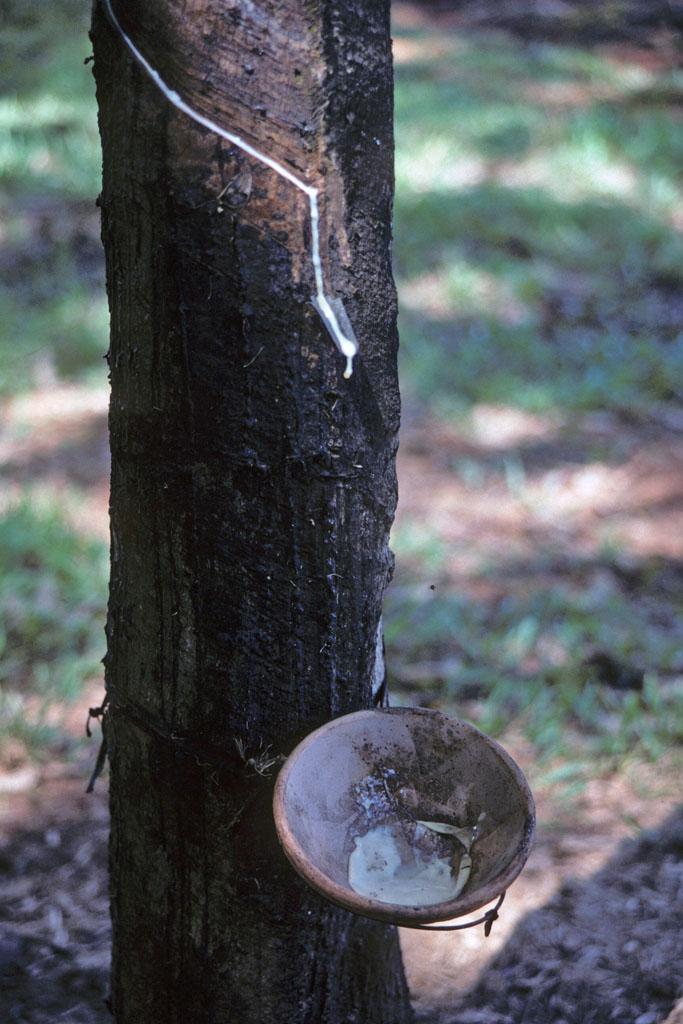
left=101, top=0, right=360, bottom=378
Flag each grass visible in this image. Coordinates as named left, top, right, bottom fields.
left=0, top=0, right=99, bottom=198
left=384, top=568, right=683, bottom=763
left=0, top=496, right=108, bottom=761
left=1, top=1, right=681, bottom=777
left=386, top=14, right=683, bottom=774
left=0, top=239, right=109, bottom=397
left=0, top=0, right=106, bottom=397
left=393, top=27, right=683, bottom=417
left=0, top=0, right=108, bottom=757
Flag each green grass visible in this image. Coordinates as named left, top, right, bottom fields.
left=0, top=93, right=100, bottom=200
left=0, top=0, right=99, bottom=199
left=0, top=496, right=108, bottom=759
left=384, top=566, right=683, bottom=764
left=0, top=1, right=108, bottom=758
left=388, top=21, right=683, bottom=768
left=2, top=2, right=682, bottom=775
left=394, top=28, right=683, bottom=416
left=0, top=0, right=106, bottom=396
left=0, top=243, right=109, bottom=396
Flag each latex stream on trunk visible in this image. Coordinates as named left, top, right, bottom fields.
left=100, top=0, right=359, bottom=379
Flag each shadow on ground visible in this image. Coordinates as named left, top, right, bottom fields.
left=415, top=806, right=683, bottom=1024
left=1, top=794, right=682, bottom=1022
left=0, top=784, right=109, bottom=1024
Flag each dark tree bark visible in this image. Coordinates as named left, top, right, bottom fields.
left=92, top=1, right=412, bottom=1022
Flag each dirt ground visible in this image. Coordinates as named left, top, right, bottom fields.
left=402, top=761, right=683, bottom=1023
left=0, top=736, right=682, bottom=1023
left=0, top=775, right=109, bottom=1023
left=1, top=385, right=682, bottom=1022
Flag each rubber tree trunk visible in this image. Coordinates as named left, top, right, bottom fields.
left=92, top=1, right=412, bottom=1022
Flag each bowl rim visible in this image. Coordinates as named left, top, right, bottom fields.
left=273, top=707, right=536, bottom=926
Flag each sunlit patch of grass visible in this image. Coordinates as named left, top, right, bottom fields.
left=394, top=21, right=683, bottom=417
left=0, top=95, right=100, bottom=199
left=390, top=520, right=450, bottom=578
left=0, top=494, right=108, bottom=760
left=474, top=672, right=683, bottom=766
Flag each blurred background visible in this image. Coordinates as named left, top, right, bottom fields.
left=1, top=1, right=682, bottom=1021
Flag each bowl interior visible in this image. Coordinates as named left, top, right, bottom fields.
left=274, top=707, right=535, bottom=925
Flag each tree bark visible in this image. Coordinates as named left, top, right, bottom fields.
left=92, top=1, right=412, bottom=1021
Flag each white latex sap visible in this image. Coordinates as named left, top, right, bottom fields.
left=101, top=0, right=359, bottom=379
left=348, top=823, right=459, bottom=907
